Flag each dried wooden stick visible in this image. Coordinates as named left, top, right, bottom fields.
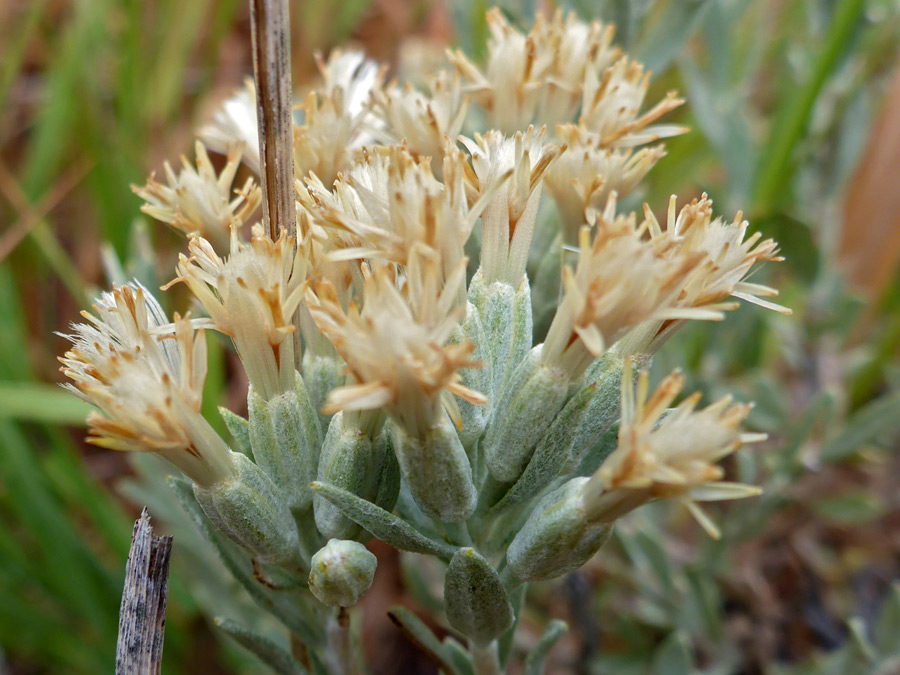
left=115, top=508, right=173, bottom=675
left=249, top=0, right=302, bottom=367
left=249, top=0, right=297, bottom=240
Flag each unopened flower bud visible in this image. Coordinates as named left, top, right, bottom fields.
left=469, top=270, right=534, bottom=404
left=194, top=453, right=301, bottom=567
left=482, top=346, right=569, bottom=482
left=308, top=539, right=377, bottom=607
left=393, top=413, right=477, bottom=523
left=314, top=413, right=399, bottom=540
left=507, top=477, right=611, bottom=582
left=248, top=375, right=322, bottom=512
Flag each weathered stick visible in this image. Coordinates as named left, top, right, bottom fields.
left=249, top=0, right=302, bottom=367
left=249, top=0, right=296, bottom=240
left=115, top=508, right=173, bottom=675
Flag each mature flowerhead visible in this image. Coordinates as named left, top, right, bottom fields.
left=293, top=90, right=370, bottom=187
left=171, top=225, right=308, bottom=401
left=199, top=78, right=260, bottom=173
left=582, top=360, right=765, bottom=538
left=59, top=284, right=235, bottom=487
left=579, top=57, right=687, bottom=147
left=306, top=262, right=485, bottom=439
left=132, top=141, right=261, bottom=252
left=541, top=204, right=703, bottom=381
left=620, top=194, right=790, bottom=354
left=372, top=71, right=469, bottom=173
left=544, top=124, right=665, bottom=240
left=316, top=48, right=384, bottom=119
left=301, top=144, right=481, bottom=302
left=462, top=126, right=561, bottom=288
left=449, top=9, right=620, bottom=132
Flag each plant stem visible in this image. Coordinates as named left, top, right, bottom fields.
left=327, top=607, right=360, bottom=675
left=442, top=520, right=475, bottom=548
left=248, top=0, right=296, bottom=240
left=472, top=641, right=503, bottom=675
left=248, top=0, right=302, bottom=368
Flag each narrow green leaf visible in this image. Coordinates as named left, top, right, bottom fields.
left=387, top=606, right=462, bottom=675
left=810, top=492, right=884, bottom=525
left=651, top=631, right=694, bottom=675
left=0, top=382, right=92, bottom=425
left=311, top=481, right=457, bottom=558
left=216, top=617, right=308, bottom=675
left=523, top=620, right=568, bottom=675
left=821, top=390, right=900, bottom=462
left=873, top=584, right=900, bottom=655
left=498, top=583, right=526, bottom=666
left=752, top=0, right=867, bottom=210
left=636, top=0, right=713, bottom=73
left=442, top=637, right=475, bottom=675
left=445, top=548, right=514, bottom=645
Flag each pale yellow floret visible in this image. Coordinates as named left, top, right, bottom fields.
left=293, top=88, right=372, bottom=187
left=372, top=70, right=469, bottom=173
left=306, top=261, right=485, bottom=439
left=170, top=225, right=308, bottom=400
left=59, top=284, right=235, bottom=487
left=315, top=48, right=385, bottom=119
left=620, top=194, right=790, bottom=354
left=541, top=208, right=707, bottom=380
left=299, top=144, right=488, bottom=309
left=461, top=126, right=561, bottom=287
left=582, top=358, right=765, bottom=538
left=448, top=9, right=620, bottom=132
left=579, top=57, right=687, bottom=148
left=198, top=78, right=260, bottom=173
left=132, top=141, right=261, bottom=252
left=544, top=124, right=666, bottom=239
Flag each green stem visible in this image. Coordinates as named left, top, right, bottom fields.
left=327, top=607, right=360, bottom=675
left=292, top=507, right=321, bottom=569
left=441, top=520, right=474, bottom=548
left=472, top=641, right=503, bottom=675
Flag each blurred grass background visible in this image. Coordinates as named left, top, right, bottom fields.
left=1, top=0, right=900, bottom=673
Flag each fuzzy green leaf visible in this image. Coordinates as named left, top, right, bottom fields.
left=311, top=481, right=457, bottom=558
left=216, top=618, right=308, bottom=675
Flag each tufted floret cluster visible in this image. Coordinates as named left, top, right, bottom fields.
left=60, top=8, right=789, bottom=670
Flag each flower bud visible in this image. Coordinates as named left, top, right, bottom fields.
left=482, top=346, right=569, bottom=482
left=506, top=477, right=611, bottom=582
left=301, top=349, right=345, bottom=431
left=194, top=453, right=301, bottom=567
left=248, top=374, right=322, bottom=512
left=451, top=302, right=491, bottom=450
left=393, top=412, right=477, bottom=523
left=314, top=413, right=399, bottom=540
left=471, top=270, right=534, bottom=403
left=491, top=379, right=597, bottom=512
left=308, top=539, right=377, bottom=607
left=563, top=352, right=627, bottom=472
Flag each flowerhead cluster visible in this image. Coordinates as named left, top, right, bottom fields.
left=170, top=225, right=308, bottom=401
left=59, top=284, right=235, bottom=487
left=582, top=358, right=765, bottom=538
left=61, top=9, right=791, bottom=619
